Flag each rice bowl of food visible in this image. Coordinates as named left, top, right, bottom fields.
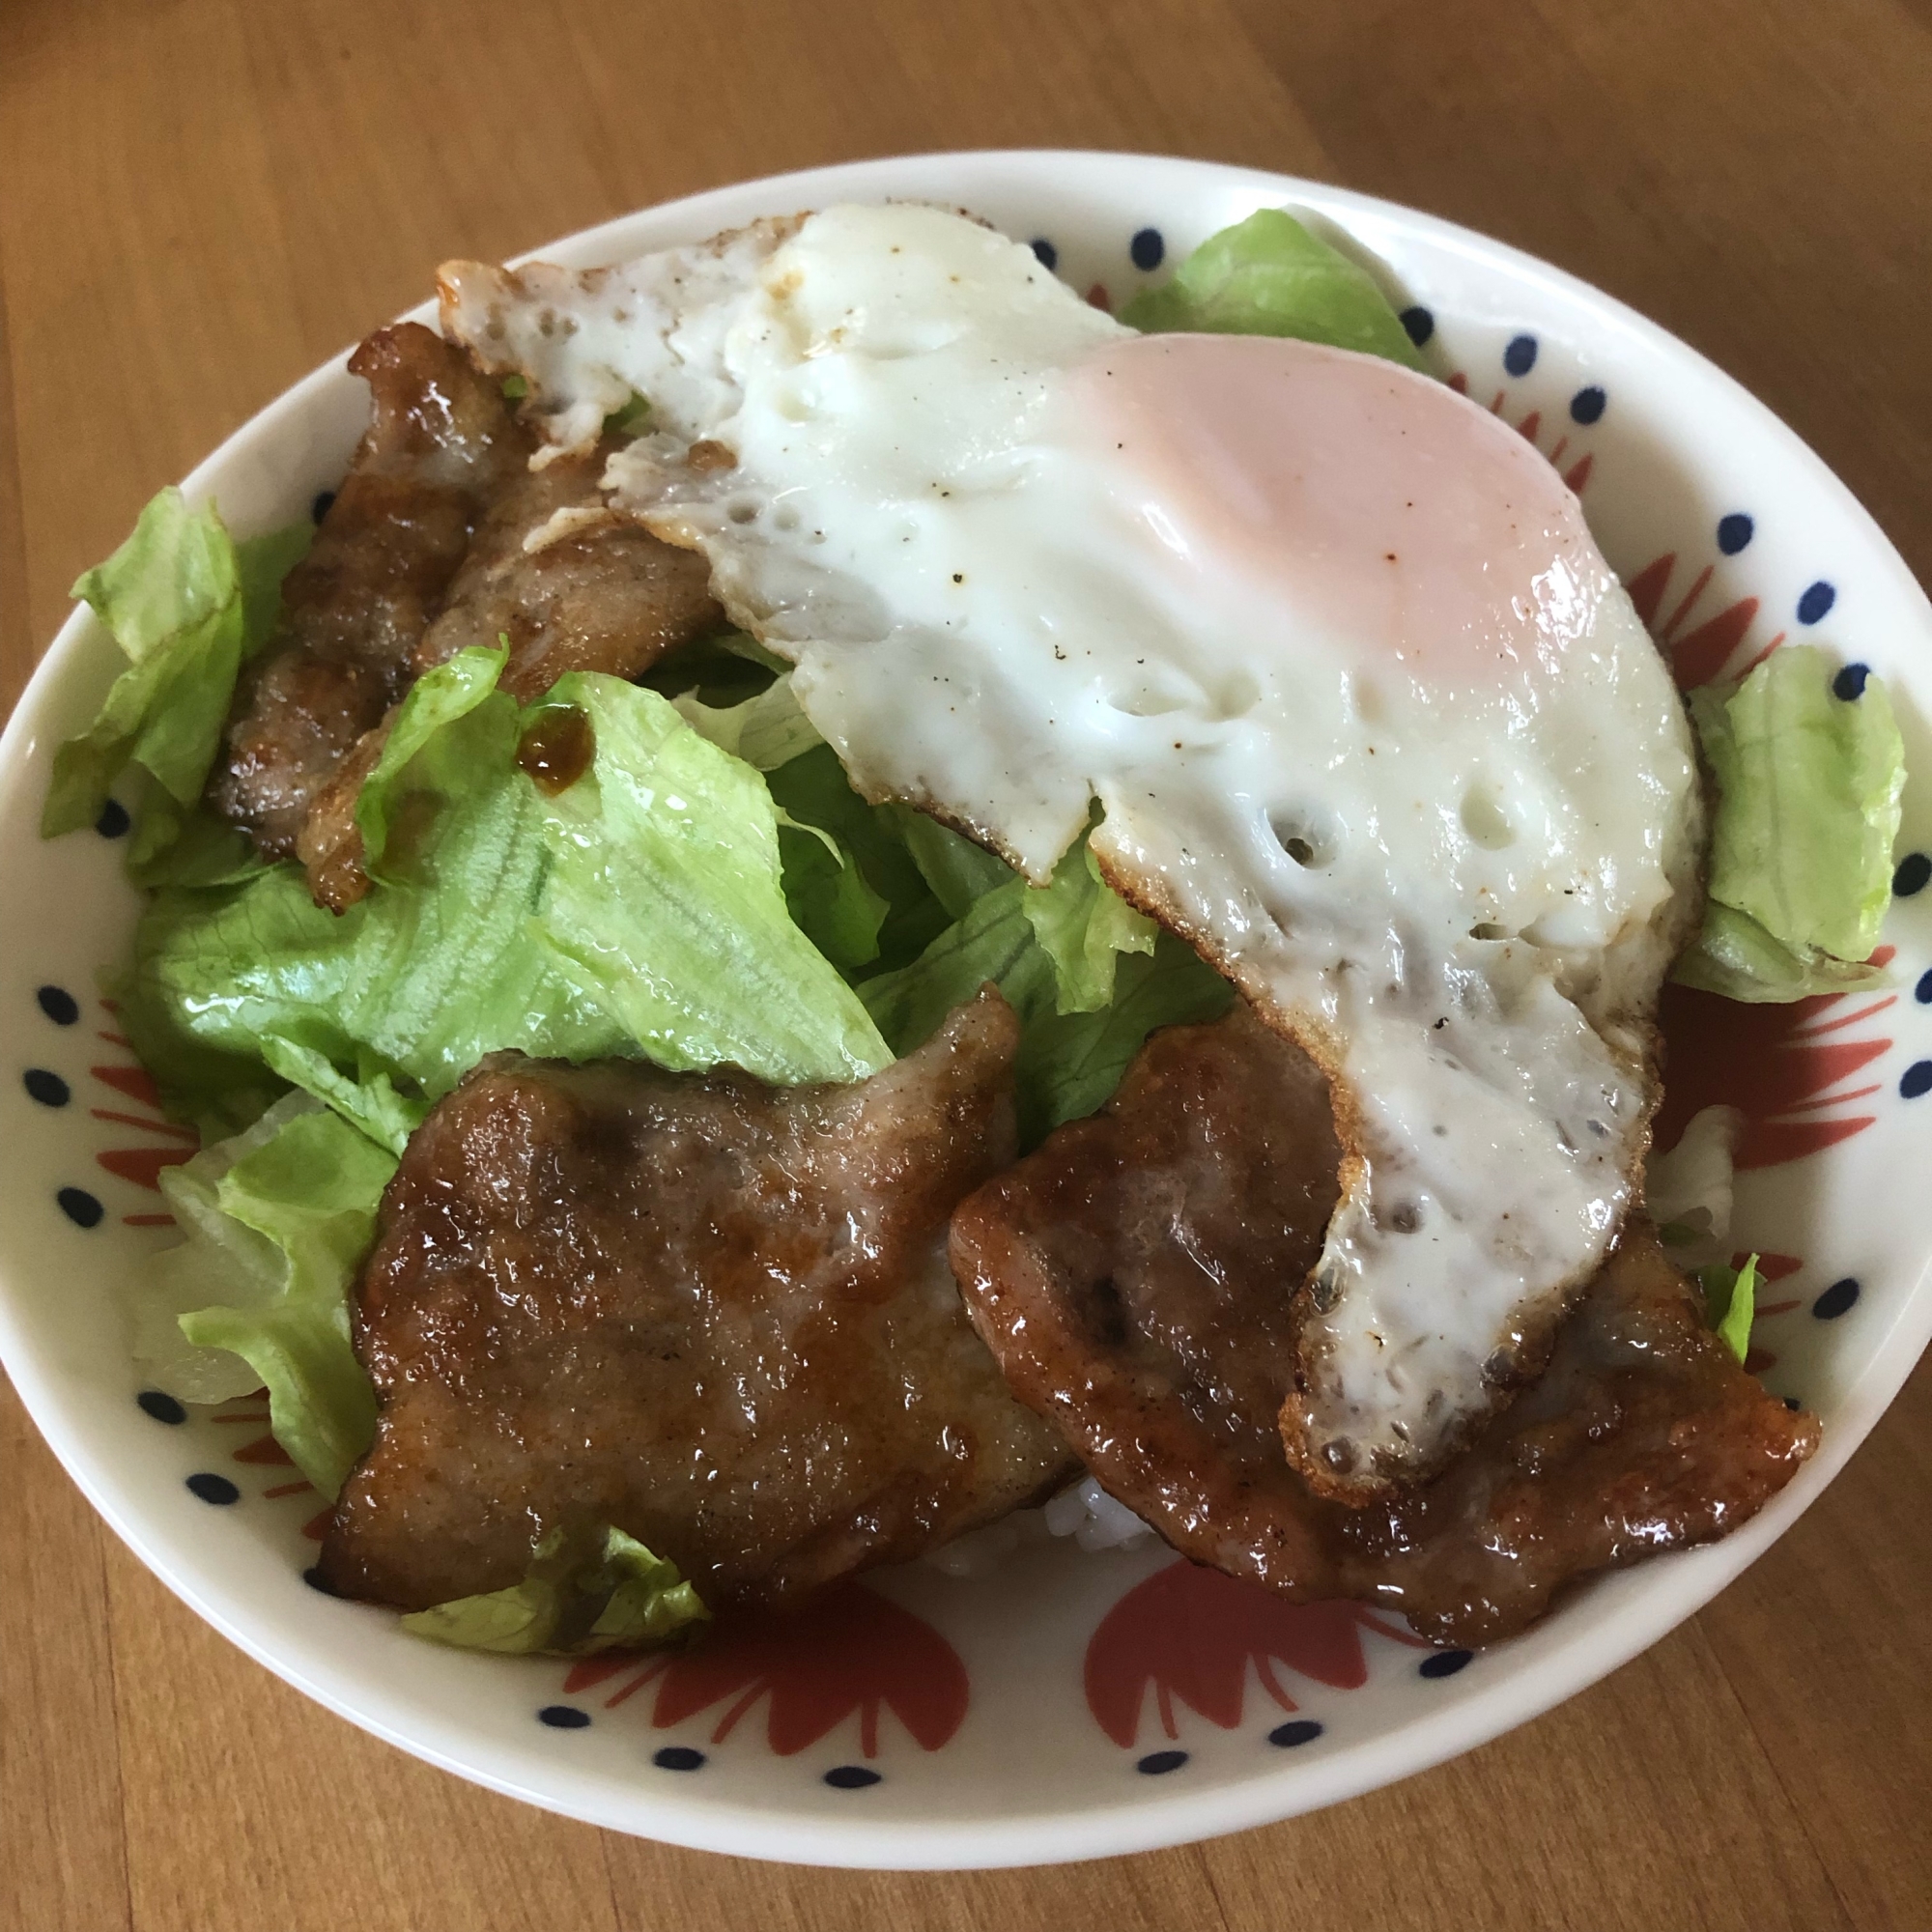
left=1, top=148, right=1927, bottom=1868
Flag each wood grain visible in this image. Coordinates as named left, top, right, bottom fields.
left=2, top=0, right=1928, bottom=1924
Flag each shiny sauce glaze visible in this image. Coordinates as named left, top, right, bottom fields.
left=515, top=703, right=596, bottom=795
left=320, top=988, right=1073, bottom=1611
left=950, top=1006, right=1819, bottom=1646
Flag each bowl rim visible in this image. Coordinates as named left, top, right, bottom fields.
left=3, top=145, right=1930, bottom=1870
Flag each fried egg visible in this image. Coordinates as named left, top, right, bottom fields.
left=440, top=203, right=1703, bottom=1498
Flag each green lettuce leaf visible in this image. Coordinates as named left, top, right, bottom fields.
left=122, top=784, right=271, bottom=891
left=43, top=488, right=310, bottom=839
left=1121, top=209, right=1425, bottom=371
left=73, top=486, right=240, bottom=660
left=895, top=810, right=1018, bottom=922
left=119, top=696, right=620, bottom=1124
left=122, top=651, right=891, bottom=1122
left=131, top=1094, right=385, bottom=1497
left=1022, top=839, right=1157, bottom=1014
left=534, top=672, right=892, bottom=1083
left=775, top=811, right=891, bottom=974
left=355, top=639, right=508, bottom=874
left=672, top=673, right=823, bottom=773
left=672, top=677, right=892, bottom=966
left=259, top=1037, right=427, bottom=1157
left=1670, top=901, right=1886, bottom=1005
left=1013, top=932, right=1235, bottom=1147
left=1698, top=1253, right=1759, bottom=1365
left=862, top=875, right=1050, bottom=1057
left=401, top=1525, right=709, bottom=1656
left=1677, top=646, right=1905, bottom=1000
left=862, top=864, right=1232, bottom=1148
left=766, top=748, right=958, bottom=976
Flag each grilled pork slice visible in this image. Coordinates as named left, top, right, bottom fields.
left=211, top=323, right=526, bottom=859
left=950, top=1006, right=1819, bottom=1646
left=218, top=327, right=724, bottom=910
left=319, top=989, right=1073, bottom=1611
left=295, top=441, right=723, bottom=913
left=411, top=441, right=723, bottom=700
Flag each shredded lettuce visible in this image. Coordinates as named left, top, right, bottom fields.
left=672, top=674, right=822, bottom=773
left=1698, top=1254, right=1759, bottom=1365
left=535, top=670, right=892, bottom=1081
left=862, top=867, right=1231, bottom=1148
left=1122, top=208, right=1425, bottom=371
left=121, top=649, right=891, bottom=1121
left=1676, top=646, right=1904, bottom=1002
left=354, top=639, right=509, bottom=875
left=766, top=748, right=958, bottom=976
left=400, top=1525, right=708, bottom=1655
left=131, top=1094, right=385, bottom=1497
left=123, top=785, right=271, bottom=892
left=1013, top=932, right=1234, bottom=1147
left=43, top=488, right=310, bottom=841
left=259, top=1037, right=427, bottom=1156
left=1022, top=840, right=1158, bottom=1014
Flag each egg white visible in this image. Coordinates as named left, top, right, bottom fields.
left=440, top=203, right=1703, bottom=1495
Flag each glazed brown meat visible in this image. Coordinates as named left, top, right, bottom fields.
left=411, top=442, right=723, bottom=700
left=299, top=456, right=724, bottom=908
left=319, top=989, right=1074, bottom=1611
left=950, top=1006, right=1820, bottom=1646
left=293, top=719, right=391, bottom=914
left=210, top=324, right=527, bottom=857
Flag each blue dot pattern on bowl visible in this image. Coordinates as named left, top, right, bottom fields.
left=1268, top=1719, right=1324, bottom=1748
left=654, top=1746, right=705, bottom=1772
left=1894, top=853, right=1932, bottom=896
left=1833, top=662, right=1870, bottom=700
left=1400, top=305, right=1434, bottom=347
left=186, top=1472, right=241, bottom=1505
left=1718, top=513, right=1755, bottom=554
left=1030, top=238, right=1057, bottom=271
left=311, top=490, right=336, bottom=526
left=1899, top=1061, right=1932, bottom=1100
left=1569, top=385, right=1605, bottom=425
left=1503, top=334, right=1537, bottom=376
left=95, top=798, right=130, bottom=838
left=137, top=1390, right=186, bottom=1425
left=24, top=1067, right=70, bottom=1107
left=1916, top=967, right=1932, bottom=1005
left=538, top=1705, right=591, bottom=1729
left=1419, top=1650, right=1473, bottom=1679
left=824, top=1765, right=882, bottom=1789
left=1813, top=1278, right=1861, bottom=1320
left=37, top=983, right=80, bottom=1026
left=1136, top=1749, right=1188, bottom=1775
left=58, top=1186, right=103, bottom=1229
left=1129, top=227, right=1164, bottom=271
left=1798, top=580, right=1836, bottom=624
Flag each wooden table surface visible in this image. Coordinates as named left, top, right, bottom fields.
left=4, top=2, right=1929, bottom=1926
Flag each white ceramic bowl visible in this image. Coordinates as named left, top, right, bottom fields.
left=3, top=151, right=1929, bottom=1870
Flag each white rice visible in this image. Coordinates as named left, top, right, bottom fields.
left=923, top=1474, right=1155, bottom=1577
